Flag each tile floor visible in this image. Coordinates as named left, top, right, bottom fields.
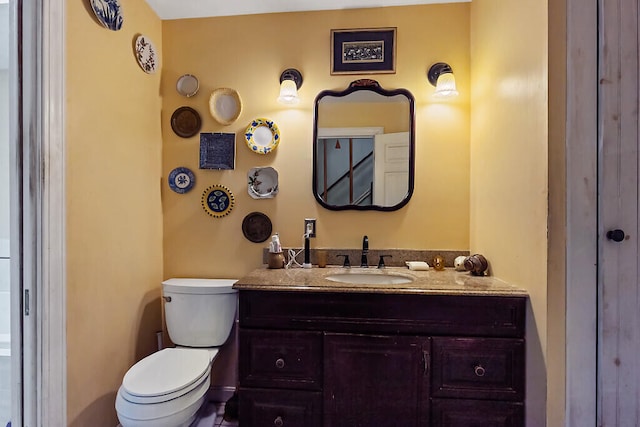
left=190, top=400, right=237, bottom=427
left=212, top=401, right=238, bottom=427
left=5, top=388, right=237, bottom=427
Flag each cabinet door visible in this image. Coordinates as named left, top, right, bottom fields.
left=324, top=333, right=430, bottom=427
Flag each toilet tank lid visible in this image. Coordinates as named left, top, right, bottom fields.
left=162, top=278, right=238, bottom=294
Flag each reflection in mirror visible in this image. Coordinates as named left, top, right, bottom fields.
left=313, top=80, right=415, bottom=211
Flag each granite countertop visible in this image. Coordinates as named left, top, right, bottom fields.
left=233, top=266, right=528, bottom=297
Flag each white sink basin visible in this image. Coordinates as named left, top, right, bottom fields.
left=325, top=272, right=413, bottom=285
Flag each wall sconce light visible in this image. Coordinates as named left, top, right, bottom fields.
left=278, top=68, right=303, bottom=105
left=427, top=62, right=459, bottom=98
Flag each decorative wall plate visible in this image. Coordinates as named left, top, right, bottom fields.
left=90, top=0, right=123, bottom=31
left=171, top=106, right=202, bottom=138
left=201, top=185, right=235, bottom=218
left=209, top=88, right=243, bottom=125
left=135, top=35, right=158, bottom=74
left=241, top=212, right=273, bottom=243
left=248, top=166, right=279, bottom=199
left=199, top=133, right=235, bottom=170
left=168, top=167, right=195, bottom=194
left=176, top=74, right=199, bottom=97
left=244, top=118, right=280, bottom=154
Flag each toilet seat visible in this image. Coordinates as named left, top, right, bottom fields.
left=122, top=348, right=211, bottom=399
left=121, top=366, right=209, bottom=404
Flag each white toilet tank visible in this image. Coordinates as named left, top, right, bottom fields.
left=162, top=278, right=238, bottom=347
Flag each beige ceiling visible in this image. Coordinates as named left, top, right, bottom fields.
left=143, top=0, right=466, bottom=20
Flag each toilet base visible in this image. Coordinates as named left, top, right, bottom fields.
left=116, top=402, right=219, bottom=427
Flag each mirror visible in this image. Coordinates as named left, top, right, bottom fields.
left=313, top=80, right=415, bottom=211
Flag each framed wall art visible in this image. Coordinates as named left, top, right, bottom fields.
left=331, top=27, right=397, bottom=75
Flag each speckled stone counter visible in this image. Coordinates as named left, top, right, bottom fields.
left=233, top=266, right=528, bottom=297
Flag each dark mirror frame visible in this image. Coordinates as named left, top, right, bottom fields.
left=312, top=79, right=416, bottom=211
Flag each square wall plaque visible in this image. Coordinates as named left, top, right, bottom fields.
left=199, top=132, right=235, bottom=170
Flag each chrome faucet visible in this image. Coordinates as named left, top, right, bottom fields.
left=361, top=235, right=369, bottom=267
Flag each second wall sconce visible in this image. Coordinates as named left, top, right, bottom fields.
left=428, top=62, right=459, bottom=99
left=278, top=68, right=303, bottom=105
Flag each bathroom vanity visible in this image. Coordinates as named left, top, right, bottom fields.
left=234, top=267, right=527, bottom=427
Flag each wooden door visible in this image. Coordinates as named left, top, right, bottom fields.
left=598, top=0, right=640, bottom=424
left=373, top=131, right=409, bottom=206
left=323, top=333, right=429, bottom=427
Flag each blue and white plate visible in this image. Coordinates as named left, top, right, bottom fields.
left=90, top=0, right=124, bottom=31
left=244, top=118, right=280, bottom=154
left=168, top=167, right=195, bottom=194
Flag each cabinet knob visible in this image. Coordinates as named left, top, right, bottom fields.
left=606, top=229, right=626, bottom=242
left=275, top=358, right=285, bottom=369
left=274, top=415, right=284, bottom=427
left=474, top=364, right=486, bottom=377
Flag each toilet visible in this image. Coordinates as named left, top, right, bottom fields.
left=115, top=278, right=238, bottom=427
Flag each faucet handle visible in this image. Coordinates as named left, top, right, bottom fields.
left=377, top=255, right=392, bottom=269
left=337, top=254, right=351, bottom=268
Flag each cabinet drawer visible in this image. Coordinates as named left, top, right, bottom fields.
left=238, top=388, right=322, bottom=427
left=431, top=399, right=524, bottom=427
left=239, top=329, right=322, bottom=390
left=240, top=291, right=526, bottom=337
left=431, top=337, right=525, bottom=401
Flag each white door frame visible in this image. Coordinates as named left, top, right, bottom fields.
left=40, top=0, right=66, bottom=423
left=565, top=0, right=598, bottom=425
left=11, top=0, right=66, bottom=425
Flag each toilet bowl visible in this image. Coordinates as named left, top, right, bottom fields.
left=115, top=348, right=214, bottom=427
left=116, top=279, right=238, bottom=427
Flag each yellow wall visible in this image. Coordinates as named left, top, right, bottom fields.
left=470, top=0, right=548, bottom=425
left=161, top=5, right=471, bottom=280
left=65, top=1, right=163, bottom=425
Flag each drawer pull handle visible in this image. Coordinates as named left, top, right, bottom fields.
left=274, top=415, right=284, bottom=427
left=275, top=358, right=286, bottom=369
left=474, top=365, right=486, bottom=377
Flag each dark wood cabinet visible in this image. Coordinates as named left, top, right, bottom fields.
left=238, top=290, right=526, bottom=427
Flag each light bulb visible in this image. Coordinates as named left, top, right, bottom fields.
left=277, top=79, right=300, bottom=104
left=433, top=72, right=459, bottom=98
